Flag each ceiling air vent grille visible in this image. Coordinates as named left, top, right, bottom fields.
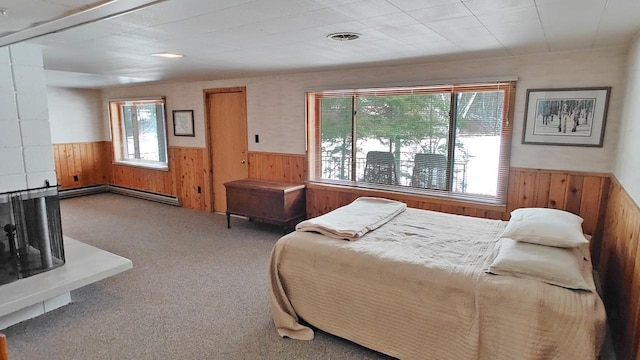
left=327, top=32, right=360, bottom=41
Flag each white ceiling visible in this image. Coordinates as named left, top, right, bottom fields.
left=2, top=0, right=639, bottom=89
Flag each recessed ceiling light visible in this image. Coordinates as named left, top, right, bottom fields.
left=327, top=32, right=360, bottom=41
left=151, top=52, right=183, bottom=58
left=0, top=8, right=8, bottom=16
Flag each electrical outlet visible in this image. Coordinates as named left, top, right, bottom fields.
left=197, top=186, right=201, bottom=194
left=255, top=134, right=259, bottom=143
left=73, top=175, right=79, bottom=182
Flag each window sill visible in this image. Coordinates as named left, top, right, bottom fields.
left=306, top=179, right=506, bottom=212
left=113, top=160, right=168, bottom=171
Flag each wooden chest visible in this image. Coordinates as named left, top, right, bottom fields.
left=224, top=179, right=306, bottom=230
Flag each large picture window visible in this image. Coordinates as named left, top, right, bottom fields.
left=307, top=82, right=514, bottom=204
left=109, top=97, right=168, bottom=170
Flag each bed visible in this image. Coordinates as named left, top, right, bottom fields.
left=268, top=198, right=606, bottom=359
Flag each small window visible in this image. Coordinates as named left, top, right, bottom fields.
left=306, top=82, right=515, bottom=204
left=109, top=98, right=168, bottom=170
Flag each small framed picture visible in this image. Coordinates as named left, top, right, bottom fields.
left=173, top=110, right=195, bottom=137
left=521, top=87, right=611, bottom=147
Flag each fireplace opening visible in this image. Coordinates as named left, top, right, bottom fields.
left=0, top=187, right=65, bottom=286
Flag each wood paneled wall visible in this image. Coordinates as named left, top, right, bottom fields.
left=598, top=177, right=640, bottom=360
left=110, top=146, right=209, bottom=211
left=170, top=147, right=208, bottom=211
left=54, top=147, right=610, bottom=237
left=110, top=162, right=173, bottom=195
left=307, top=168, right=610, bottom=237
left=52, top=144, right=640, bottom=357
left=306, top=183, right=505, bottom=220
left=54, top=147, right=305, bottom=210
left=53, top=142, right=112, bottom=188
left=248, top=151, right=306, bottom=184
left=506, top=168, right=611, bottom=259
left=54, top=142, right=208, bottom=211
left=52, top=147, right=640, bottom=358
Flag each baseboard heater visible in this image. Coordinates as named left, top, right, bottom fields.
left=58, top=185, right=181, bottom=207
left=58, top=185, right=108, bottom=199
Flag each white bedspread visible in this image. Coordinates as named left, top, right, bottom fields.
left=294, top=197, right=406, bottom=240
left=269, top=208, right=606, bottom=359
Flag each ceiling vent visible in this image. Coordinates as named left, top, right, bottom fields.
left=327, top=32, right=360, bottom=41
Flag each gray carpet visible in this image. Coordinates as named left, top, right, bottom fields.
left=3, top=193, right=392, bottom=360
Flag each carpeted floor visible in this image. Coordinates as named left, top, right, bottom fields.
left=3, top=193, right=392, bottom=360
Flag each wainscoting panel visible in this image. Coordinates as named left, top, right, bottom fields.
left=598, top=177, right=640, bottom=360
left=110, top=163, right=174, bottom=196
left=306, top=183, right=505, bottom=221
left=307, top=168, right=610, bottom=237
left=248, top=152, right=306, bottom=184
left=53, top=142, right=111, bottom=189
left=506, top=168, right=610, bottom=237
left=54, top=142, right=207, bottom=211
left=169, top=147, right=207, bottom=211
left=110, top=147, right=208, bottom=211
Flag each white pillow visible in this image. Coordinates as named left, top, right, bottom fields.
left=488, top=238, right=593, bottom=291
left=501, top=208, right=587, bottom=247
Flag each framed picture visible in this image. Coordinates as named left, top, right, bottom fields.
left=521, top=87, right=611, bottom=147
left=173, top=110, right=195, bottom=137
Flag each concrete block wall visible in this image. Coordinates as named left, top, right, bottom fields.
left=0, top=43, right=56, bottom=193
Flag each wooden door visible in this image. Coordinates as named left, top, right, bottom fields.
left=206, top=88, right=248, bottom=212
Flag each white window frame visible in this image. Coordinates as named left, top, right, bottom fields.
left=108, top=97, right=169, bottom=170
left=306, top=82, right=515, bottom=205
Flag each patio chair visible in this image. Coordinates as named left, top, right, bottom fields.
left=363, top=151, right=398, bottom=185
left=411, top=153, right=447, bottom=190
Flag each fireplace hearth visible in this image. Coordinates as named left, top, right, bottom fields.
left=0, top=187, right=65, bottom=286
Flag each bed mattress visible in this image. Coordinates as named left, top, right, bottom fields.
left=268, top=208, right=606, bottom=359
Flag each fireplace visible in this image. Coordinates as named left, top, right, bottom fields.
left=0, top=187, right=65, bottom=286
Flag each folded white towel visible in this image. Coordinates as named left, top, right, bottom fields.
left=295, top=197, right=407, bottom=240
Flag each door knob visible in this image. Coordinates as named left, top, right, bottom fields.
left=241, top=159, right=246, bottom=164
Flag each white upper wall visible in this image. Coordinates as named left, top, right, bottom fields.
left=47, top=87, right=105, bottom=143
left=100, top=46, right=626, bottom=173
left=613, top=33, right=640, bottom=204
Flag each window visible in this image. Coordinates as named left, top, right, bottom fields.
left=306, top=82, right=514, bottom=204
left=109, top=97, right=168, bottom=170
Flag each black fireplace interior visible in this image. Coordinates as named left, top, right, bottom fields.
left=0, top=187, right=65, bottom=286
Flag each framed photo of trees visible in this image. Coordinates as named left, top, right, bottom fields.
left=521, top=87, right=611, bottom=147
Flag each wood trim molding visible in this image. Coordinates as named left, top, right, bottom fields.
left=0, top=333, right=8, bottom=360
left=202, top=86, right=246, bottom=94
left=509, top=167, right=611, bottom=178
